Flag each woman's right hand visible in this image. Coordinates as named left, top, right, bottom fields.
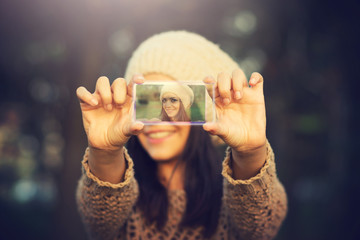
left=76, top=75, right=145, bottom=152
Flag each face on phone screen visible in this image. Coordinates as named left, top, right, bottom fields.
left=133, top=81, right=215, bottom=125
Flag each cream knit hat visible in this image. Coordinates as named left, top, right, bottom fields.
left=125, top=30, right=239, bottom=83
left=160, top=83, right=194, bottom=110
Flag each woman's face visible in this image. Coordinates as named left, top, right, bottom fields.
left=162, top=92, right=180, bottom=120
left=137, top=73, right=191, bottom=161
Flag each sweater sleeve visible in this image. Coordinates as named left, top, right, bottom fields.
left=76, top=147, right=139, bottom=240
left=222, top=141, right=288, bottom=240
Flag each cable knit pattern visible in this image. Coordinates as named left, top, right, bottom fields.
left=76, top=141, right=287, bottom=240
left=222, top=141, right=288, bottom=239
left=76, top=148, right=139, bottom=240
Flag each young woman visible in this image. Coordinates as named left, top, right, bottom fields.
left=159, top=83, right=194, bottom=121
left=76, top=31, right=287, bottom=240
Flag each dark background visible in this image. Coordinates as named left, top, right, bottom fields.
left=0, top=0, right=359, bottom=239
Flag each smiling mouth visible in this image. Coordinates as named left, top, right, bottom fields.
left=165, top=109, right=176, bottom=115
left=147, top=131, right=174, bottom=139
left=145, top=131, right=175, bottom=144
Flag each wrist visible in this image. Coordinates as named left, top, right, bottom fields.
left=231, top=143, right=266, bottom=162
left=88, top=146, right=126, bottom=184
left=230, top=144, right=267, bottom=180
left=89, top=146, right=124, bottom=165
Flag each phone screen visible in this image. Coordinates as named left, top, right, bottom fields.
left=133, top=81, right=215, bottom=125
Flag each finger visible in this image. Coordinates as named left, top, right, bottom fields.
left=203, top=76, right=219, bottom=98
left=76, top=86, right=98, bottom=106
left=95, top=76, right=113, bottom=111
left=249, top=72, right=264, bottom=91
left=217, top=72, right=232, bottom=105
left=232, top=69, right=247, bottom=100
left=111, top=78, right=127, bottom=105
left=127, top=74, right=145, bottom=97
left=123, top=121, right=144, bottom=137
left=203, top=122, right=228, bottom=138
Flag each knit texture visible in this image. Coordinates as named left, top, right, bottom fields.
left=124, top=31, right=239, bottom=83
left=76, top=141, right=287, bottom=240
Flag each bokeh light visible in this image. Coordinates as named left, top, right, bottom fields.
left=108, top=29, right=135, bottom=58
left=12, top=179, right=37, bottom=203
left=29, top=78, right=56, bottom=103
left=223, top=10, right=258, bottom=37
left=234, top=11, right=257, bottom=35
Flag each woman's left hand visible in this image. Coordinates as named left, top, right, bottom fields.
left=203, top=69, right=266, bottom=154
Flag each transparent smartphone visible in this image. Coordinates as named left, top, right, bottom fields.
left=133, top=81, right=215, bottom=125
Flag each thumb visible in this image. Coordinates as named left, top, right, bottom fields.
left=203, top=122, right=228, bottom=138
left=123, top=121, right=144, bottom=137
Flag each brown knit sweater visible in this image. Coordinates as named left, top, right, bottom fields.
left=76, top=142, right=287, bottom=240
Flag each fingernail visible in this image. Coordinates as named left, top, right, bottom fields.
left=91, top=98, right=98, bottom=106
left=203, top=123, right=211, bottom=131
left=250, top=78, right=257, bottom=85
left=235, top=91, right=241, bottom=100
left=205, top=75, right=214, bottom=81
left=135, top=74, right=144, bottom=79
left=106, top=104, right=112, bottom=111
left=223, top=98, right=230, bottom=105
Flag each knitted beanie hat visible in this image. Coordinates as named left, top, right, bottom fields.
left=160, top=83, right=194, bottom=110
left=125, top=30, right=240, bottom=82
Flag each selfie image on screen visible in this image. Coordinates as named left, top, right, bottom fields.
left=134, top=82, right=213, bottom=125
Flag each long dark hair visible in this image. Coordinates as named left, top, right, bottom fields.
left=160, top=100, right=190, bottom=122
left=126, top=126, right=223, bottom=238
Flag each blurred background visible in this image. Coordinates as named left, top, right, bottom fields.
left=0, top=0, right=359, bottom=239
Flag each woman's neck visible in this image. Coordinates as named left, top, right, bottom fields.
left=157, top=159, right=185, bottom=190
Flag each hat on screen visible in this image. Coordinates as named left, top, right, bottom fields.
left=160, top=83, right=194, bottom=110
